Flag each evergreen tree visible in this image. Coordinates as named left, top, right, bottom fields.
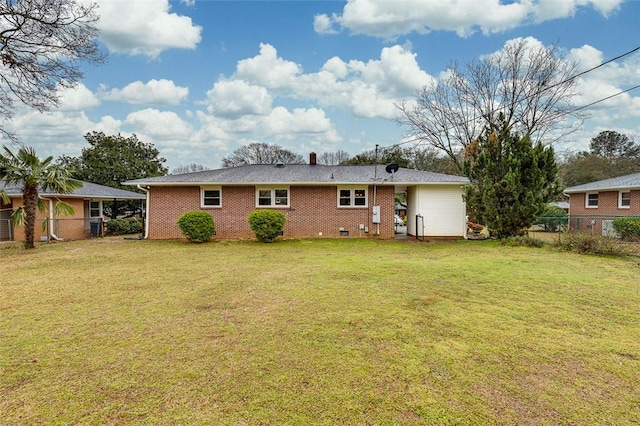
left=62, top=132, right=168, bottom=189
left=56, top=132, right=167, bottom=217
left=463, top=114, right=560, bottom=238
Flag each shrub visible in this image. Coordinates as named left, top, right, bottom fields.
left=248, top=209, right=286, bottom=243
left=177, top=211, right=216, bottom=243
left=553, top=231, right=632, bottom=256
left=105, top=218, right=143, bottom=235
left=612, top=217, right=640, bottom=241
left=501, top=235, right=545, bottom=248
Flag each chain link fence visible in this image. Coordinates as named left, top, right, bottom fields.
left=0, top=217, right=104, bottom=242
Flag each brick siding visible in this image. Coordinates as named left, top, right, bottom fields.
left=147, top=185, right=396, bottom=240
left=568, top=189, right=640, bottom=232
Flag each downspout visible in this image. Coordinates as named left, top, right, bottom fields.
left=46, top=198, right=63, bottom=241
left=137, top=185, right=150, bottom=239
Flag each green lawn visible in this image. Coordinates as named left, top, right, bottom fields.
left=1, top=238, right=639, bottom=424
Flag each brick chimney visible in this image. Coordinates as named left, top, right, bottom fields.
left=309, top=152, right=317, bottom=165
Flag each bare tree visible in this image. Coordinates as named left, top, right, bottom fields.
left=317, top=150, right=351, bottom=165
left=396, top=38, right=584, bottom=173
left=0, top=0, right=105, bottom=140
left=171, top=163, right=210, bottom=175
left=222, top=142, right=305, bottom=167
left=344, top=145, right=457, bottom=174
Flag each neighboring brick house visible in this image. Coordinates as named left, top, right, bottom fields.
left=124, top=156, right=469, bottom=240
left=564, top=172, right=640, bottom=235
left=0, top=181, right=145, bottom=242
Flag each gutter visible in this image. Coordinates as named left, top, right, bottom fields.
left=137, top=185, right=150, bottom=239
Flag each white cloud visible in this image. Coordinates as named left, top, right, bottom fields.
left=57, top=83, right=100, bottom=111
left=321, top=57, right=349, bottom=78
left=10, top=110, right=94, bottom=139
left=534, top=0, right=621, bottom=21
left=234, top=43, right=302, bottom=89
left=193, top=112, right=234, bottom=141
left=93, top=116, right=123, bottom=135
left=566, top=44, right=640, bottom=115
left=205, top=80, right=272, bottom=117
left=479, top=36, right=547, bottom=62
left=313, top=13, right=338, bottom=34
left=568, top=44, right=605, bottom=71
left=6, top=109, right=98, bottom=159
left=91, top=0, right=202, bottom=57
left=292, top=44, right=434, bottom=119
left=260, top=107, right=333, bottom=137
left=348, top=45, right=434, bottom=97
left=195, top=42, right=435, bottom=141
left=559, top=43, right=640, bottom=149
left=318, top=0, right=624, bottom=38
left=101, top=79, right=189, bottom=105
left=124, top=108, right=193, bottom=138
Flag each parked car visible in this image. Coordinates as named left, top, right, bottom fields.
left=395, top=214, right=404, bottom=226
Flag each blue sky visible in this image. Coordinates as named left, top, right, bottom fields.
left=4, top=0, right=640, bottom=170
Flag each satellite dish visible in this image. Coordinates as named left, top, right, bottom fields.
left=385, top=163, right=399, bottom=174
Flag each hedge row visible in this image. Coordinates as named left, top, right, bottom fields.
left=105, top=218, right=143, bottom=235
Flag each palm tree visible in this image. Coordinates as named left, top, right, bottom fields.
left=0, top=145, right=82, bottom=249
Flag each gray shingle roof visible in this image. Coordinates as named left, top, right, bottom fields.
left=123, top=164, right=469, bottom=186
left=0, top=180, right=146, bottom=200
left=563, top=172, right=640, bottom=193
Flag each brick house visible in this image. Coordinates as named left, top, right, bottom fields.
left=564, top=172, right=640, bottom=234
left=124, top=155, right=469, bottom=240
left=0, top=181, right=145, bottom=242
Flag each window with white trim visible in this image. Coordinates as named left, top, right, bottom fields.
left=89, top=201, right=101, bottom=218
left=256, top=187, right=289, bottom=207
left=338, top=186, right=368, bottom=208
left=586, top=193, right=598, bottom=208
left=619, top=191, right=630, bottom=208
left=201, top=187, right=221, bottom=207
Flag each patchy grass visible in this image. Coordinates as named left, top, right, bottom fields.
left=1, top=238, right=639, bottom=424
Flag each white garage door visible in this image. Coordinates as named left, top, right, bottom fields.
left=407, top=185, right=466, bottom=237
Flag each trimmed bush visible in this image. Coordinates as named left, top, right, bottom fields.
left=177, top=211, right=216, bottom=243
left=248, top=209, right=286, bottom=243
left=105, top=218, right=143, bottom=235
left=612, top=217, right=640, bottom=241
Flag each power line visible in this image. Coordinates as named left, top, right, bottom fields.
left=566, top=84, right=640, bottom=115
left=548, top=45, right=640, bottom=90
left=384, top=45, right=640, bottom=150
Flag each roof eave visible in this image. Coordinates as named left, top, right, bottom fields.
left=125, top=180, right=469, bottom=186
left=564, top=185, right=640, bottom=194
